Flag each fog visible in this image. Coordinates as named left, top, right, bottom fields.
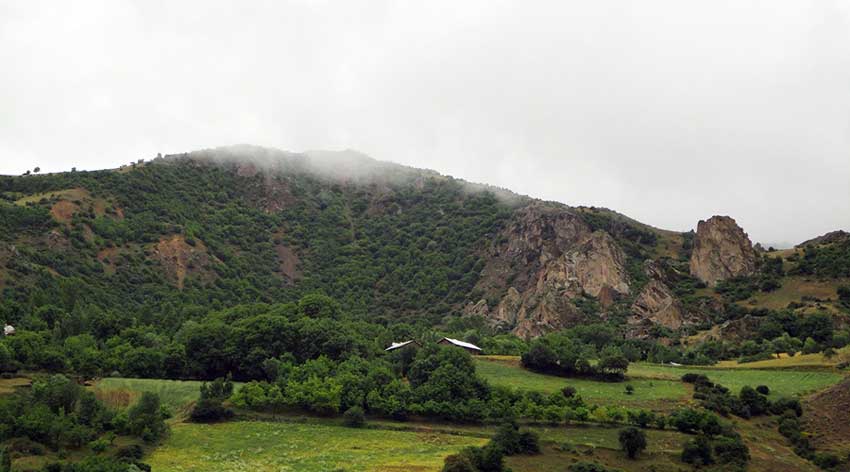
left=2, top=1, right=849, bottom=245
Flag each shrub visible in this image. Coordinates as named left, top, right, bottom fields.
left=618, top=427, right=647, bottom=459
left=568, top=462, right=618, bottom=472
left=755, top=385, right=770, bottom=395
left=343, top=406, right=366, bottom=428
left=492, top=421, right=540, bottom=455
left=442, top=454, right=477, bottom=472
left=624, top=385, right=634, bottom=395
left=681, top=373, right=710, bottom=384
left=190, top=397, right=234, bottom=423
left=561, top=386, right=577, bottom=398
left=713, top=436, right=750, bottom=466
left=89, top=438, right=109, bottom=454
left=115, top=444, right=144, bottom=461
left=682, top=435, right=714, bottom=465
left=190, top=377, right=235, bottom=422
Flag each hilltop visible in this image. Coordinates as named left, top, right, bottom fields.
left=1, top=145, right=848, bottom=342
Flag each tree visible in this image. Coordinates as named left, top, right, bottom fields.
left=682, top=435, right=714, bottom=465
left=442, top=454, right=477, bottom=472
left=126, top=392, right=167, bottom=441
left=191, top=377, right=234, bottom=422
left=801, top=337, right=820, bottom=355
left=618, top=427, right=647, bottom=459
left=33, top=167, right=40, bottom=174
left=597, top=346, right=629, bottom=379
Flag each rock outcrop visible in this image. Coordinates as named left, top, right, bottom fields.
left=689, top=216, right=757, bottom=286
left=627, top=259, right=704, bottom=338
left=466, top=203, right=631, bottom=338
left=627, top=260, right=691, bottom=337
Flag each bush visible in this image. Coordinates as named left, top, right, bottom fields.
left=618, top=427, right=647, bottom=459
left=343, top=406, right=365, bottom=428
left=713, top=436, right=750, bottom=466
left=568, top=462, right=618, bottom=472
left=755, top=385, right=770, bottom=395
left=442, top=454, right=477, bottom=472
left=624, top=385, right=634, bottom=395
left=190, top=377, right=234, bottom=422
left=492, top=421, right=540, bottom=455
left=561, top=386, right=577, bottom=398
left=189, top=397, right=234, bottom=423
left=682, top=435, right=714, bottom=465
left=115, top=444, right=144, bottom=461
left=89, top=438, right=109, bottom=454
left=681, top=373, right=710, bottom=384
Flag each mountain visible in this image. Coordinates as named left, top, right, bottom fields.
left=1, top=145, right=848, bottom=340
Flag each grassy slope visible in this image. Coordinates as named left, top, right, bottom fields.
left=715, top=346, right=850, bottom=369
left=628, top=363, right=844, bottom=397
left=476, top=357, right=845, bottom=400
left=740, top=275, right=847, bottom=312
left=474, top=358, right=687, bottom=407
left=94, top=378, right=243, bottom=413
left=147, top=420, right=487, bottom=472
left=95, top=369, right=830, bottom=472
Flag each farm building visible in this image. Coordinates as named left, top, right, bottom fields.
left=3, top=324, right=14, bottom=336
left=384, top=340, right=420, bottom=352
left=437, top=337, right=482, bottom=354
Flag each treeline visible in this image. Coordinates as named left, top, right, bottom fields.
left=0, top=375, right=164, bottom=471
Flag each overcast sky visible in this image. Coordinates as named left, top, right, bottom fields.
left=2, top=1, right=849, bottom=245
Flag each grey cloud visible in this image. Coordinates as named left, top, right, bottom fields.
left=1, top=0, right=848, bottom=245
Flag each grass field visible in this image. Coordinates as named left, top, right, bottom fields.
left=475, top=357, right=687, bottom=405
left=147, top=420, right=487, bottom=472
left=627, top=363, right=844, bottom=397
left=715, top=346, right=850, bottom=369
left=94, top=378, right=242, bottom=412
left=740, top=276, right=846, bottom=311
left=475, top=357, right=844, bottom=402
left=0, top=376, right=30, bottom=395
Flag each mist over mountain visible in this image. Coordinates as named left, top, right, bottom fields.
left=2, top=146, right=847, bottom=339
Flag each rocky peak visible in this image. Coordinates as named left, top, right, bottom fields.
left=467, top=203, right=631, bottom=338
left=689, top=215, right=757, bottom=286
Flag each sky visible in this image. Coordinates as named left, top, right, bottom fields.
left=2, top=1, right=849, bottom=246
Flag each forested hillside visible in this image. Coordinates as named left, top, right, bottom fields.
left=1, top=145, right=849, bottom=356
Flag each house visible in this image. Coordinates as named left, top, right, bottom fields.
left=384, top=340, right=420, bottom=352
left=3, top=324, right=14, bottom=336
left=437, top=337, right=482, bottom=354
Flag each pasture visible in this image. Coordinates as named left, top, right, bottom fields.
left=146, top=420, right=487, bottom=472
left=94, top=377, right=242, bottom=412
left=627, top=363, right=844, bottom=397
left=475, top=357, right=687, bottom=405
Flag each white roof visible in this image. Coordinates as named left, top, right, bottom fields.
left=385, top=340, right=416, bottom=351
left=440, top=337, right=482, bottom=351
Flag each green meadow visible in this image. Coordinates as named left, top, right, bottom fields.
left=474, top=357, right=687, bottom=404
left=146, top=420, right=487, bottom=472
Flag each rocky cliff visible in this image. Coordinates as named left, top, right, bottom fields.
left=626, top=259, right=707, bottom=337
left=689, top=216, right=757, bottom=286
left=466, top=203, right=631, bottom=338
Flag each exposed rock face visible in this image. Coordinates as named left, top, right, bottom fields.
left=466, top=203, right=630, bottom=338
left=628, top=260, right=687, bottom=336
left=689, top=216, right=757, bottom=286
left=151, top=235, right=216, bottom=289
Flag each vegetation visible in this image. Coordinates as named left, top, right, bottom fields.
left=617, top=427, right=646, bottom=459
left=147, top=420, right=487, bottom=472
